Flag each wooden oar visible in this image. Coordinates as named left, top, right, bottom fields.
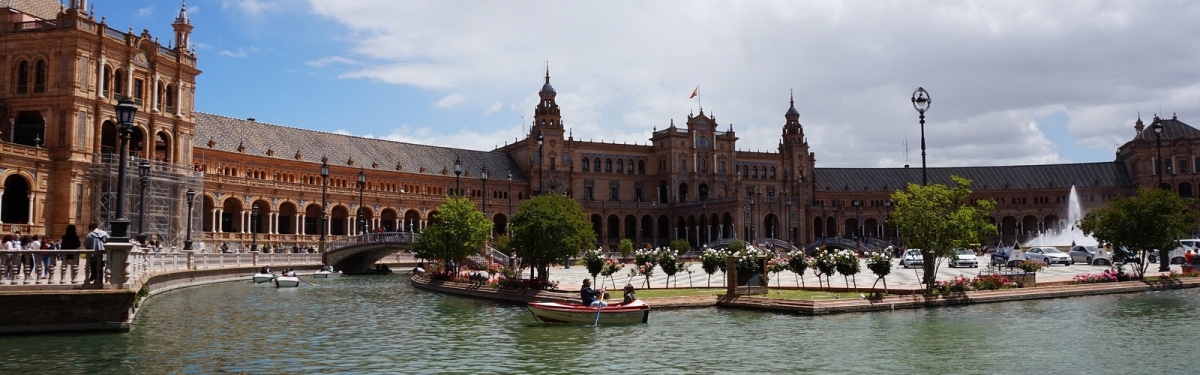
left=592, top=290, right=607, bottom=326
left=299, top=276, right=317, bottom=286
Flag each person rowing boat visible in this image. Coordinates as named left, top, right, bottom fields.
left=580, top=278, right=607, bottom=308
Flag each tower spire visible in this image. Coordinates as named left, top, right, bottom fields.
left=173, top=1, right=193, bottom=52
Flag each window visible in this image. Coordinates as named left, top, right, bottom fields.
left=16, top=61, right=29, bottom=93
left=610, top=185, right=620, bottom=201
left=593, top=158, right=601, bottom=172
left=720, top=161, right=726, bottom=173
left=584, top=186, right=594, bottom=201
left=616, top=159, right=624, bottom=174
left=134, top=78, right=145, bottom=105
left=113, top=69, right=125, bottom=96
left=700, top=159, right=708, bottom=172
left=34, top=60, right=46, bottom=93
left=582, top=157, right=590, bottom=172
left=752, top=166, right=759, bottom=178
left=770, top=167, right=776, bottom=179
left=627, top=159, right=634, bottom=173
left=550, top=157, right=556, bottom=171
left=638, top=160, right=645, bottom=174
left=605, top=159, right=612, bottom=173
left=1181, top=159, right=1189, bottom=173
left=1166, top=159, right=1174, bottom=174
left=635, top=187, right=644, bottom=201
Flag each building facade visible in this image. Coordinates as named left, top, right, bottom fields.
left=0, top=1, right=1191, bottom=252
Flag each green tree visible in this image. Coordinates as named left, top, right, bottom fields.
left=618, top=238, right=634, bottom=258
left=411, top=197, right=493, bottom=273
left=890, top=176, right=996, bottom=291
left=669, top=239, right=692, bottom=254
left=1079, top=187, right=1195, bottom=279
left=509, top=194, right=595, bottom=283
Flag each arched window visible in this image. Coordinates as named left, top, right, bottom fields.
left=582, top=157, right=590, bottom=172
left=741, top=166, right=748, bottom=178
left=593, top=158, right=601, bottom=172
left=33, top=60, right=46, bottom=93
left=165, top=84, right=177, bottom=112
left=16, top=61, right=29, bottom=93
left=752, top=166, right=758, bottom=178
left=605, top=159, right=613, bottom=173
left=770, top=167, right=776, bottom=179
left=616, top=159, right=624, bottom=173
left=638, top=160, right=646, bottom=174
left=113, top=69, right=126, bottom=96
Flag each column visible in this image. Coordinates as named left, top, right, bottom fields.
left=297, top=214, right=304, bottom=235
left=98, top=57, right=106, bottom=95
left=0, top=191, right=4, bottom=224
left=215, top=209, right=223, bottom=232
left=393, top=218, right=399, bottom=231
left=270, top=212, right=277, bottom=234
left=28, top=193, right=35, bottom=224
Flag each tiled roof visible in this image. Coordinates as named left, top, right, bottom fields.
left=814, top=162, right=1132, bottom=192
left=1139, top=116, right=1200, bottom=141
left=7, top=0, right=63, bottom=20
left=194, top=112, right=528, bottom=182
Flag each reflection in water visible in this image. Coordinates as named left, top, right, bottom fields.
left=0, top=276, right=1196, bottom=373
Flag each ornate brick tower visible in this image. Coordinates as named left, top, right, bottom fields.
left=779, top=93, right=815, bottom=244
left=0, top=0, right=202, bottom=245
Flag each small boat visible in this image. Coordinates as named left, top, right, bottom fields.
left=314, top=270, right=342, bottom=278
left=527, top=300, right=650, bottom=324
left=274, top=276, right=301, bottom=288
left=252, top=273, right=276, bottom=283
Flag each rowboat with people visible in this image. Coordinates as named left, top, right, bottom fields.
left=252, top=273, right=275, bottom=283
left=274, top=276, right=301, bottom=288
left=526, top=300, right=650, bottom=324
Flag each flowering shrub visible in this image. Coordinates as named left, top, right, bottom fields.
left=1018, top=260, right=1046, bottom=273
left=600, top=259, right=624, bottom=277
left=634, top=248, right=659, bottom=267
left=934, top=275, right=972, bottom=294
left=787, top=250, right=808, bottom=275
left=495, top=275, right=558, bottom=290
left=582, top=248, right=606, bottom=280
left=970, top=274, right=1017, bottom=290
left=833, top=249, right=861, bottom=290
left=766, top=256, right=789, bottom=288
left=701, top=248, right=728, bottom=287
left=865, top=251, right=893, bottom=278
left=658, top=249, right=685, bottom=287
left=486, top=262, right=508, bottom=276
left=734, top=248, right=764, bottom=276
left=1073, top=269, right=1119, bottom=284
left=811, top=249, right=838, bottom=290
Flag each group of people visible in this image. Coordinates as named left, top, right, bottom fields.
left=259, top=266, right=297, bottom=277
left=2, top=223, right=109, bottom=283
left=580, top=278, right=637, bottom=307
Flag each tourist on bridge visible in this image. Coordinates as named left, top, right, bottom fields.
left=84, top=223, right=109, bottom=283
left=60, top=225, right=82, bottom=275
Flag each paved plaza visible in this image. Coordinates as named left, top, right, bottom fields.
left=542, top=257, right=1180, bottom=291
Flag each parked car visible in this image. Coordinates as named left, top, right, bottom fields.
left=1025, top=246, right=1072, bottom=266
left=949, top=248, right=979, bottom=268
left=900, top=249, right=924, bottom=268
left=1147, top=245, right=1191, bottom=264
left=990, top=247, right=1023, bottom=267
left=1113, top=246, right=1141, bottom=264
left=1069, top=245, right=1100, bottom=265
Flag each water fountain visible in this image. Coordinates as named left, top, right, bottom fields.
left=1026, top=185, right=1099, bottom=247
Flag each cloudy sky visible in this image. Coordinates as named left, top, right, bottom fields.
left=97, top=0, right=1200, bottom=168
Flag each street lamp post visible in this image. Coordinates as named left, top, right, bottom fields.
left=507, top=173, right=513, bottom=229
left=357, top=168, right=366, bottom=236
left=183, top=188, right=196, bottom=251
left=884, top=199, right=892, bottom=245
left=853, top=199, right=862, bottom=251
left=786, top=198, right=793, bottom=248
left=136, top=160, right=150, bottom=244
left=319, top=159, right=329, bottom=252
left=749, top=194, right=756, bottom=242
left=481, top=167, right=490, bottom=222
left=453, top=156, right=463, bottom=196
left=251, top=205, right=259, bottom=252
left=1153, top=118, right=1164, bottom=188
left=701, top=199, right=708, bottom=246
left=912, top=87, right=931, bottom=186
left=536, top=131, right=545, bottom=195
left=110, top=98, right=139, bottom=241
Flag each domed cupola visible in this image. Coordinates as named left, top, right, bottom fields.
left=785, top=94, right=800, bottom=121
left=539, top=68, right=556, bottom=99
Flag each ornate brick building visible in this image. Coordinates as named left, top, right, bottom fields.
left=0, top=1, right=1189, bottom=253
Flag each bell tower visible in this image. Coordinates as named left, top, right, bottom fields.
left=528, top=68, right=566, bottom=195
left=173, top=1, right=193, bottom=52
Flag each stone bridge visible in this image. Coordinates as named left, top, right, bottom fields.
left=325, top=232, right=418, bottom=274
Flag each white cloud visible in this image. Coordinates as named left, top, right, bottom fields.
left=217, top=46, right=261, bottom=59
left=300, top=1, right=1200, bottom=167
left=435, top=93, right=466, bottom=109
left=222, top=0, right=278, bottom=17
left=136, top=7, right=153, bottom=17
left=305, top=56, right=361, bottom=68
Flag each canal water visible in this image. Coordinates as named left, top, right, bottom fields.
left=3, top=275, right=1198, bottom=374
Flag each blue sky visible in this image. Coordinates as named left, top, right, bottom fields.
left=88, top=0, right=1200, bottom=168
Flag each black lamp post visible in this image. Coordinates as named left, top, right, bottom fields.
left=1153, top=118, right=1164, bottom=188
left=749, top=193, right=756, bottom=242
left=183, top=188, right=195, bottom=250
left=911, top=87, right=931, bottom=186
left=251, top=205, right=258, bottom=251
left=853, top=199, right=862, bottom=250
left=357, top=168, right=366, bottom=235
left=481, top=167, right=489, bottom=215
left=453, top=156, right=463, bottom=197
left=320, top=158, right=329, bottom=249
left=536, top=131, right=544, bottom=195
left=507, top=172, right=513, bottom=214
left=136, top=160, right=150, bottom=244
left=884, top=199, right=892, bottom=244
left=786, top=198, right=793, bottom=247
left=110, top=98, right=138, bottom=241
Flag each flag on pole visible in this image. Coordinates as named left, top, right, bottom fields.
left=690, top=86, right=698, bottom=99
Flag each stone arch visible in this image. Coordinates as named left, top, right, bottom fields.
left=1021, top=215, right=1038, bottom=237
left=154, top=130, right=172, bottom=162
left=221, top=198, right=245, bottom=233
left=722, top=212, right=734, bottom=239
left=0, top=174, right=32, bottom=224
left=100, top=120, right=117, bottom=154
left=304, top=202, right=323, bottom=235
left=624, top=214, right=636, bottom=243
left=813, top=216, right=824, bottom=240
left=657, top=215, right=670, bottom=245
left=202, top=194, right=216, bottom=232
left=844, top=217, right=859, bottom=239
left=1180, top=181, right=1194, bottom=198
left=278, top=201, right=298, bottom=235
left=864, top=218, right=879, bottom=238
left=678, top=182, right=689, bottom=203
left=591, top=214, right=602, bottom=242
left=764, top=213, right=779, bottom=239
left=403, top=209, right=420, bottom=232
left=249, top=199, right=271, bottom=235
left=492, top=213, right=508, bottom=236
left=607, top=214, right=620, bottom=243
left=1001, top=216, right=1018, bottom=238
left=676, top=216, right=686, bottom=241
left=380, top=208, right=399, bottom=232
left=640, top=214, right=653, bottom=244
left=825, top=217, right=836, bottom=238
left=330, top=205, right=350, bottom=236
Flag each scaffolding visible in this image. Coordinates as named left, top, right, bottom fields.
left=89, top=154, right=204, bottom=251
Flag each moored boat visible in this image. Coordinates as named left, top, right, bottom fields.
left=252, top=273, right=276, bottom=283
left=314, top=270, right=342, bottom=278
left=275, top=276, right=301, bottom=288
left=527, top=300, right=650, bottom=324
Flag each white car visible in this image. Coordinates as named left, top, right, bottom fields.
left=948, top=248, right=979, bottom=268
left=1025, top=246, right=1072, bottom=266
left=900, top=249, right=924, bottom=268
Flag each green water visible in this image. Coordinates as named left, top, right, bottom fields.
left=2, top=275, right=1197, bottom=374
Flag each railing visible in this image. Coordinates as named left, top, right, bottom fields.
left=0, top=250, right=90, bottom=286
left=759, top=238, right=801, bottom=253
left=327, top=232, right=418, bottom=252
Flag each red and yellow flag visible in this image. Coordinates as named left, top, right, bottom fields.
left=689, top=86, right=698, bottom=99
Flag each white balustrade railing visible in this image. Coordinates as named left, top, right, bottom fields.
left=0, top=250, right=91, bottom=286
